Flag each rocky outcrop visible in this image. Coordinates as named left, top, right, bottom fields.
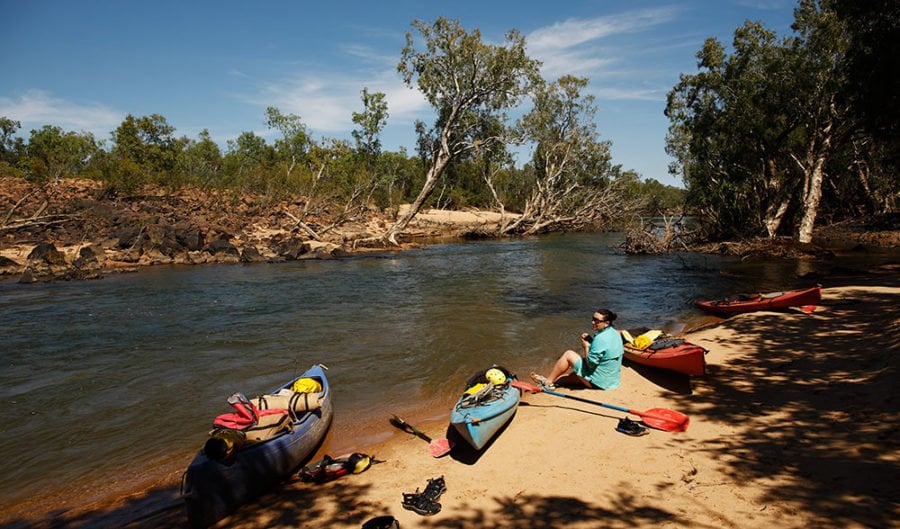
left=3, top=225, right=355, bottom=282
left=0, top=177, right=499, bottom=283
left=0, top=255, right=21, bottom=275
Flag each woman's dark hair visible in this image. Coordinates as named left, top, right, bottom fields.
left=596, top=308, right=617, bottom=323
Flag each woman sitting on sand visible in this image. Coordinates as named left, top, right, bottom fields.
left=532, top=308, right=624, bottom=390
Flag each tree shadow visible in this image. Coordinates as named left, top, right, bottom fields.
left=622, top=361, right=695, bottom=395
left=0, top=473, right=709, bottom=529
left=676, top=286, right=899, bottom=528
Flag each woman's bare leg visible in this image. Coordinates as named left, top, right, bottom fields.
left=548, top=349, right=583, bottom=383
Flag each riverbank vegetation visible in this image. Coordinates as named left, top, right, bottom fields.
left=1, top=0, right=896, bottom=276
left=665, top=0, right=897, bottom=244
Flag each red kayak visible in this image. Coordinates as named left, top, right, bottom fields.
left=623, top=340, right=707, bottom=376
left=695, top=286, right=822, bottom=316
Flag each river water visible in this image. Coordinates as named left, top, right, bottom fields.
left=0, top=232, right=894, bottom=519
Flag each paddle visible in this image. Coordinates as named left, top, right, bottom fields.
left=389, top=415, right=453, bottom=457
left=510, top=380, right=690, bottom=432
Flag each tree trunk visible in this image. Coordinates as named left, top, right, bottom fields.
left=383, top=154, right=450, bottom=245
left=796, top=102, right=835, bottom=244
left=762, top=157, right=793, bottom=238
left=797, top=153, right=826, bottom=243
left=764, top=198, right=790, bottom=238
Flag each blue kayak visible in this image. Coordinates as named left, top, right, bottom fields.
left=182, top=363, right=333, bottom=528
left=450, top=367, right=520, bottom=450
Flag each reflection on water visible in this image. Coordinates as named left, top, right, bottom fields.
left=0, top=232, right=894, bottom=516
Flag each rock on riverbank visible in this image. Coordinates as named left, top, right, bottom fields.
left=0, top=177, right=507, bottom=282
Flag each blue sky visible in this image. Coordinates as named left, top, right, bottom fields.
left=1, top=0, right=796, bottom=188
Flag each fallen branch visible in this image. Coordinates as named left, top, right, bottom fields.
left=283, top=210, right=322, bottom=241
left=3, top=189, right=40, bottom=226
left=0, top=213, right=82, bottom=233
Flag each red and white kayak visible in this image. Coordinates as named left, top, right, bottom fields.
left=623, top=341, right=707, bottom=376
left=695, top=286, right=822, bottom=316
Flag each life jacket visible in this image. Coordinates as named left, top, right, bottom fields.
left=212, top=393, right=292, bottom=442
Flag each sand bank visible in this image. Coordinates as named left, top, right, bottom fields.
left=200, top=279, right=900, bottom=528
left=9, top=275, right=898, bottom=529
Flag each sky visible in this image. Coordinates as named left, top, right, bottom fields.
left=0, top=0, right=797, bottom=188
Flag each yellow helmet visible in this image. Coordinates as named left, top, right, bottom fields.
left=292, top=377, right=322, bottom=393
left=485, top=368, right=506, bottom=385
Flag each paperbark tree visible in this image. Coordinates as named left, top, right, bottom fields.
left=791, top=0, right=851, bottom=243
left=666, top=25, right=801, bottom=239
left=265, top=107, right=310, bottom=182
left=382, top=17, right=541, bottom=244
left=504, top=75, right=634, bottom=234
left=665, top=1, right=853, bottom=243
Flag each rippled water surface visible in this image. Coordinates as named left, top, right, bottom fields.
left=0, top=232, right=893, bottom=516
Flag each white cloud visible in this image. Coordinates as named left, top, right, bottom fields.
left=734, top=0, right=795, bottom=10
left=528, top=7, right=681, bottom=83
left=593, top=86, right=667, bottom=102
left=339, top=43, right=398, bottom=68
left=247, top=70, right=427, bottom=135
left=0, top=90, right=121, bottom=137
left=528, top=7, right=681, bottom=52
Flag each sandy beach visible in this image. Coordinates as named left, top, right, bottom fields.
left=14, top=268, right=895, bottom=529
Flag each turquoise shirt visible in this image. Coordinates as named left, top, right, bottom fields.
left=582, top=326, right=624, bottom=389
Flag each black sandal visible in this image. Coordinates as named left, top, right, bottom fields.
left=401, top=492, right=441, bottom=516
left=361, top=515, right=399, bottom=529
left=421, top=476, right=446, bottom=501
left=616, top=417, right=649, bottom=436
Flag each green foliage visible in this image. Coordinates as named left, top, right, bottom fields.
left=112, top=114, right=185, bottom=185
left=222, top=131, right=276, bottom=190
left=265, top=106, right=310, bottom=180
left=177, top=129, right=222, bottom=187
left=23, top=125, right=100, bottom=182
left=831, top=0, right=900, bottom=175
left=632, top=178, right=685, bottom=214
left=666, top=23, right=797, bottom=238
left=0, top=117, right=25, bottom=175
left=91, top=151, right=145, bottom=197
left=664, top=1, right=892, bottom=241
left=351, top=88, right=388, bottom=162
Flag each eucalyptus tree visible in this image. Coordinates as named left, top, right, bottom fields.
left=223, top=131, right=275, bottom=188
left=350, top=88, right=389, bottom=208
left=177, top=129, right=222, bottom=187
left=0, top=117, right=24, bottom=169
left=666, top=23, right=799, bottom=239
left=789, top=0, right=853, bottom=242
left=265, top=106, right=310, bottom=183
left=506, top=75, right=630, bottom=235
left=831, top=0, right=900, bottom=173
left=24, top=125, right=100, bottom=182
left=382, top=17, right=542, bottom=244
left=351, top=88, right=388, bottom=165
left=666, top=1, right=854, bottom=243
left=111, top=114, right=184, bottom=183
